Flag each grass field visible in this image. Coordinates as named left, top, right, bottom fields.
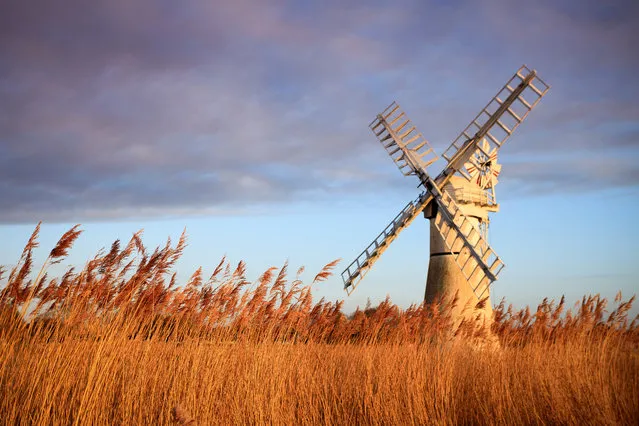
left=1, top=225, right=638, bottom=425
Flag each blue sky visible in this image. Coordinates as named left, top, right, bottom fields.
left=1, top=0, right=638, bottom=313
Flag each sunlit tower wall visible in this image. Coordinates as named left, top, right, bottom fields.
left=424, top=175, right=499, bottom=323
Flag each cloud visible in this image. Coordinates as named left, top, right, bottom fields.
left=1, top=0, right=638, bottom=223
left=500, top=154, right=639, bottom=196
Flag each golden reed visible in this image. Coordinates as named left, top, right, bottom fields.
left=0, top=225, right=637, bottom=424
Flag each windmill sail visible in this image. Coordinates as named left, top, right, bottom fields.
left=342, top=104, right=440, bottom=294
left=370, top=102, right=439, bottom=179
left=440, top=65, right=550, bottom=181
left=342, top=191, right=431, bottom=294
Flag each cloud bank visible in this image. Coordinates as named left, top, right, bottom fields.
left=1, top=0, right=638, bottom=222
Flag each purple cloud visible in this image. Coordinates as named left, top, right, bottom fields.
left=1, top=0, right=637, bottom=223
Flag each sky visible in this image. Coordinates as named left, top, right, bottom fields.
left=1, top=0, right=638, bottom=313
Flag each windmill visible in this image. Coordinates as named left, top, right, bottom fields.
left=342, top=65, right=549, bottom=321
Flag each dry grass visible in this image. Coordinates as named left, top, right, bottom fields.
left=1, top=225, right=638, bottom=425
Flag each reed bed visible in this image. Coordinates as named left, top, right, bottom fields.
left=1, top=224, right=637, bottom=425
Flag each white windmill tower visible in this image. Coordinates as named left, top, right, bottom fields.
left=424, top=139, right=502, bottom=322
left=342, top=65, right=549, bottom=323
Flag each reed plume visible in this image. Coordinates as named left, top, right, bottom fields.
left=312, top=258, right=340, bottom=284
left=50, top=224, right=82, bottom=262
